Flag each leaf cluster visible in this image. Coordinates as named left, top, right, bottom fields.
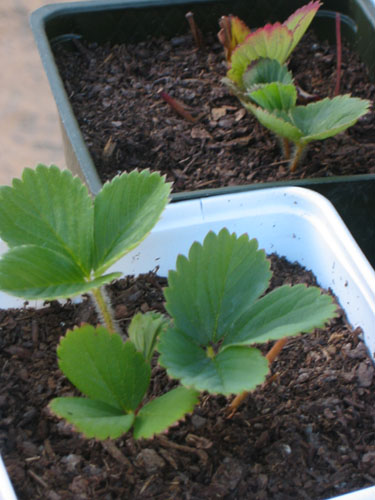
left=219, top=2, right=371, bottom=170
left=52, top=229, right=336, bottom=439
left=0, top=167, right=337, bottom=441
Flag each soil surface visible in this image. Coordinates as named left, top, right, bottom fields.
left=54, top=31, right=375, bottom=191
left=1, top=255, right=375, bottom=499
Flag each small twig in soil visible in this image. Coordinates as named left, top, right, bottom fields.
left=160, top=91, right=197, bottom=123
left=334, top=12, right=342, bottom=96
left=156, top=435, right=208, bottom=463
left=267, top=159, right=291, bottom=167
left=28, top=469, right=48, bottom=489
left=102, top=440, right=134, bottom=468
left=227, top=337, right=288, bottom=418
left=185, top=11, right=204, bottom=49
left=102, top=136, right=116, bottom=160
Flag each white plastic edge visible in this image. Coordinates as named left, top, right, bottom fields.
left=329, top=486, right=375, bottom=500
left=0, top=456, right=17, bottom=500
left=0, top=186, right=374, bottom=500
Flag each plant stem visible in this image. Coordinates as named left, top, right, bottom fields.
left=282, top=138, right=291, bottom=160
left=185, top=11, right=204, bottom=49
left=289, top=144, right=305, bottom=173
left=334, top=12, right=342, bottom=97
left=227, top=337, right=288, bottom=418
left=91, top=287, right=118, bottom=334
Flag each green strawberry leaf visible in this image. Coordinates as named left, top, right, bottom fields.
left=133, top=387, right=199, bottom=438
left=228, top=23, right=293, bottom=86
left=218, top=15, right=251, bottom=62
left=0, top=245, right=120, bottom=300
left=128, top=311, right=170, bottom=362
left=284, top=1, right=321, bottom=58
left=49, top=398, right=135, bottom=440
left=243, top=99, right=302, bottom=143
left=223, top=284, right=338, bottom=348
left=158, top=327, right=269, bottom=395
left=249, top=82, right=297, bottom=112
left=57, top=325, right=150, bottom=412
left=93, top=170, right=171, bottom=276
left=290, top=95, right=371, bottom=144
left=0, top=165, right=93, bottom=275
left=243, top=59, right=293, bottom=91
left=164, top=229, right=271, bottom=346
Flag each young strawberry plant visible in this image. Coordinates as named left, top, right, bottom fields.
left=0, top=165, right=199, bottom=439
left=0, top=164, right=171, bottom=332
left=50, top=321, right=199, bottom=440
left=220, top=2, right=371, bottom=171
left=157, top=229, right=337, bottom=396
left=238, top=81, right=371, bottom=171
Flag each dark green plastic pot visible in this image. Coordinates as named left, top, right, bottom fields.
left=30, top=0, right=375, bottom=265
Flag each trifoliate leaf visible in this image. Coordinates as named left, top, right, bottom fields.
left=159, top=228, right=337, bottom=396
left=93, top=170, right=171, bottom=275
left=133, top=387, right=199, bottom=438
left=57, top=325, right=150, bottom=412
left=49, top=398, right=135, bottom=440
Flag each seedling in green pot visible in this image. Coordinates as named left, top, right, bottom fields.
left=0, top=164, right=171, bottom=332
left=158, top=228, right=337, bottom=397
left=220, top=1, right=371, bottom=171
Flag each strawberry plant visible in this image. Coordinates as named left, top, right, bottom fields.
left=157, top=229, right=337, bottom=395
left=220, top=2, right=371, bottom=171
left=0, top=167, right=338, bottom=439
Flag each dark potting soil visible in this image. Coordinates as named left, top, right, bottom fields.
left=1, top=255, right=375, bottom=499
left=53, top=30, right=375, bottom=190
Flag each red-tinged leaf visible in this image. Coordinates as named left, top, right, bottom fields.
left=230, top=16, right=251, bottom=46
left=218, top=15, right=251, bottom=62
left=228, top=23, right=293, bottom=86
left=284, top=1, right=321, bottom=57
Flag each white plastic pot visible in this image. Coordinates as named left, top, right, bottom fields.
left=1, top=186, right=374, bottom=499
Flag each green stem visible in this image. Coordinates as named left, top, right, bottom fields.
left=289, top=144, right=305, bottom=173
left=91, top=286, right=118, bottom=334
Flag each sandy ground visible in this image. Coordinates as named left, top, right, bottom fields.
left=0, top=0, right=89, bottom=185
